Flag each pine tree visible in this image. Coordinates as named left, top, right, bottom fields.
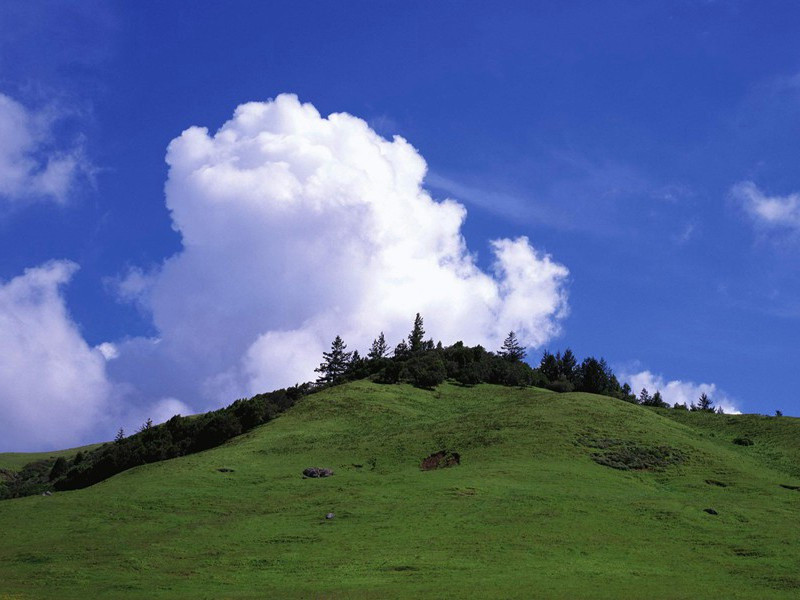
left=559, top=348, right=577, bottom=382
left=368, top=332, right=388, bottom=360
left=651, top=390, right=665, bottom=407
left=394, top=339, right=410, bottom=358
left=315, top=335, right=352, bottom=384
left=639, top=388, right=651, bottom=405
left=114, top=427, right=125, bottom=444
left=540, top=350, right=559, bottom=382
left=408, top=313, right=425, bottom=353
left=697, top=392, right=713, bottom=412
left=499, top=331, right=526, bottom=361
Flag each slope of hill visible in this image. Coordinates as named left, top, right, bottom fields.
left=1, top=381, right=799, bottom=599
left=0, top=443, right=103, bottom=473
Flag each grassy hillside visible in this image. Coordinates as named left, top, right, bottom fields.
left=1, top=381, right=799, bottom=599
left=0, top=443, right=103, bottom=473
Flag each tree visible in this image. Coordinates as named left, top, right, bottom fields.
left=408, top=313, right=425, bottom=353
left=368, top=332, right=388, bottom=360
left=540, top=351, right=559, bottom=382
left=775, top=410, right=783, bottom=417
left=650, top=391, right=666, bottom=408
left=393, top=339, right=410, bottom=358
left=578, top=357, right=612, bottom=394
left=315, top=335, right=352, bottom=384
left=403, top=352, right=447, bottom=389
left=49, top=457, right=68, bottom=481
left=639, top=388, right=651, bottom=405
left=114, top=428, right=125, bottom=444
left=559, top=348, right=578, bottom=383
left=499, top=331, right=526, bottom=361
left=696, top=393, right=713, bottom=412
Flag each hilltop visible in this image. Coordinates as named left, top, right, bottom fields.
left=1, top=380, right=799, bottom=599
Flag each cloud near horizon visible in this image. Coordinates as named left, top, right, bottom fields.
left=110, top=93, right=570, bottom=405
left=623, top=370, right=740, bottom=414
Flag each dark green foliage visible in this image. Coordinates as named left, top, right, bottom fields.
left=393, top=339, right=410, bottom=359
left=408, top=313, right=425, bottom=353
left=498, top=331, right=526, bottom=361
left=539, top=351, right=560, bottom=382
left=694, top=393, right=714, bottom=412
left=402, top=352, right=447, bottom=389
left=16, top=385, right=312, bottom=496
left=545, top=378, right=575, bottom=393
left=577, top=357, right=616, bottom=395
left=114, top=428, right=125, bottom=444
left=368, top=332, right=388, bottom=360
left=48, top=457, right=68, bottom=481
left=733, top=437, right=754, bottom=446
left=673, top=402, right=688, bottom=410
left=315, top=335, right=352, bottom=385
left=641, top=390, right=669, bottom=408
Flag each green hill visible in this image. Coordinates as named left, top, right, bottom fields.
left=1, top=381, right=799, bottom=599
left=0, top=443, right=103, bottom=473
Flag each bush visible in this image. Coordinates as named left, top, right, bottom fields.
left=48, top=457, right=68, bottom=481
left=733, top=437, right=754, bottom=446
left=402, top=353, right=447, bottom=389
left=545, top=378, right=575, bottom=393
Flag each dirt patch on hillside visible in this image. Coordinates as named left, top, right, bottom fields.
left=420, top=451, right=460, bottom=471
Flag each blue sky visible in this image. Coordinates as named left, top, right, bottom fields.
left=1, top=1, right=800, bottom=449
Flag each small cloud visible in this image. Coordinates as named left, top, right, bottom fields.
left=96, top=342, right=119, bottom=361
left=731, top=180, right=800, bottom=232
left=0, top=93, right=91, bottom=205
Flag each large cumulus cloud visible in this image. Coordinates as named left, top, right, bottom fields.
left=114, top=94, right=570, bottom=402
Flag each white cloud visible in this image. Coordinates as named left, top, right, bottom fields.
left=114, top=93, right=570, bottom=401
left=731, top=181, right=800, bottom=231
left=622, top=370, right=740, bottom=414
left=0, top=92, right=88, bottom=204
left=0, top=261, right=198, bottom=451
left=0, top=261, right=113, bottom=450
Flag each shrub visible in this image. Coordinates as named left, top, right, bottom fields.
left=402, top=353, right=447, bottom=389
left=733, top=437, right=754, bottom=446
left=545, top=378, right=575, bottom=393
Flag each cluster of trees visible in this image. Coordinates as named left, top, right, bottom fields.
left=1, top=385, right=310, bottom=499
left=2, top=312, right=732, bottom=501
left=314, top=314, right=542, bottom=390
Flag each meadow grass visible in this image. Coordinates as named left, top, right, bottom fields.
left=1, top=381, right=798, bottom=598
left=0, top=443, right=103, bottom=472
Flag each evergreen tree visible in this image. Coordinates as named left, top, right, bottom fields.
left=394, top=339, right=410, bottom=358
left=639, top=388, right=651, bottom=405
left=368, top=332, right=388, bottom=360
left=540, top=350, right=559, bottom=382
left=577, top=357, right=612, bottom=394
left=315, top=335, right=352, bottom=384
left=114, top=428, right=125, bottom=444
left=408, top=313, right=425, bottom=353
left=650, top=390, right=665, bottom=407
left=499, top=331, right=526, bottom=361
left=697, top=392, right=713, bottom=412
left=559, top=348, right=578, bottom=382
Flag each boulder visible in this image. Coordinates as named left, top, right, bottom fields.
left=420, top=451, right=460, bottom=471
left=303, top=467, right=334, bottom=478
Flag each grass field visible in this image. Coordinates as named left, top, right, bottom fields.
left=0, top=443, right=104, bottom=473
left=1, top=381, right=799, bottom=599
